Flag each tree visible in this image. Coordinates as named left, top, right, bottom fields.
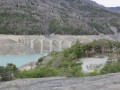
left=83, top=42, right=94, bottom=57
left=0, top=66, right=5, bottom=81
left=0, top=63, right=18, bottom=81
left=92, top=39, right=113, bottom=54
left=114, top=42, right=120, bottom=49
left=49, top=17, right=59, bottom=33
left=71, top=41, right=84, bottom=58
left=6, top=63, right=18, bottom=80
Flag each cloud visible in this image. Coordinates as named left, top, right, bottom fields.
left=92, top=0, right=120, bottom=7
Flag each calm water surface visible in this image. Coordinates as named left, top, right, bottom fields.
left=0, top=53, right=48, bottom=67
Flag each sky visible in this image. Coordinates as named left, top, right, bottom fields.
left=92, top=0, right=120, bottom=7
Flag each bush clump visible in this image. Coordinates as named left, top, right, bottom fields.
left=19, top=67, right=59, bottom=78
left=101, top=58, right=120, bottom=74
left=0, top=63, right=18, bottom=81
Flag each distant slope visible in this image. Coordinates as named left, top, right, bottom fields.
left=0, top=0, right=120, bottom=35
left=109, top=7, right=120, bottom=12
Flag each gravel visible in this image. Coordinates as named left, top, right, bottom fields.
left=0, top=73, right=120, bottom=90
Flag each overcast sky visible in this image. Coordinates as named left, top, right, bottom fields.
left=92, top=0, right=120, bottom=7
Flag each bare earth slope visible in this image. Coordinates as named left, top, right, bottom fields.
left=0, top=0, right=120, bottom=35
left=0, top=73, right=120, bottom=90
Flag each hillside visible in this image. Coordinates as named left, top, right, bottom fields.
left=109, top=7, right=120, bottom=12
left=0, top=0, right=120, bottom=35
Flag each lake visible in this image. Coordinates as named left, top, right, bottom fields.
left=0, top=54, right=108, bottom=72
left=0, top=53, right=48, bottom=67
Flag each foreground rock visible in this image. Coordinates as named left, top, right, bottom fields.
left=0, top=73, right=120, bottom=90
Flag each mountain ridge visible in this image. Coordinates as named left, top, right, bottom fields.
left=0, top=0, right=120, bottom=35
left=109, top=7, right=120, bottom=12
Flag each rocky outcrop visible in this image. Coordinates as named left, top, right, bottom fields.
left=0, top=73, right=120, bottom=90
left=19, top=61, right=37, bottom=70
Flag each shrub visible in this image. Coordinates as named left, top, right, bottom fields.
left=38, top=57, right=44, bottom=63
left=19, top=67, right=59, bottom=78
left=115, top=48, right=120, bottom=54
left=101, top=59, right=120, bottom=74
left=0, top=63, right=18, bottom=81
left=85, top=71, right=100, bottom=76
left=59, top=59, right=82, bottom=77
left=69, top=66, right=83, bottom=77
left=71, top=41, right=84, bottom=58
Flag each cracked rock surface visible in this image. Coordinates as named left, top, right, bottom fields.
left=0, top=73, right=120, bottom=90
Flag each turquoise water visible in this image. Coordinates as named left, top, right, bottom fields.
left=0, top=53, right=48, bottom=67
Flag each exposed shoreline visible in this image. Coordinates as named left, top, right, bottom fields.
left=0, top=34, right=119, bottom=55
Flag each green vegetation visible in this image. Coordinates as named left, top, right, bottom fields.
left=101, top=57, right=120, bottom=74
left=0, top=11, right=42, bottom=35
left=1, top=39, right=120, bottom=81
left=85, top=71, right=100, bottom=76
left=38, top=41, right=84, bottom=77
left=49, top=17, right=59, bottom=33
left=0, top=63, right=18, bottom=81
left=18, top=67, right=59, bottom=78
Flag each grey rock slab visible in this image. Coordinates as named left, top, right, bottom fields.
left=0, top=73, right=120, bottom=90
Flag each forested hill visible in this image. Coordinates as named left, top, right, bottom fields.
left=0, top=0, right=120, bottom=35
